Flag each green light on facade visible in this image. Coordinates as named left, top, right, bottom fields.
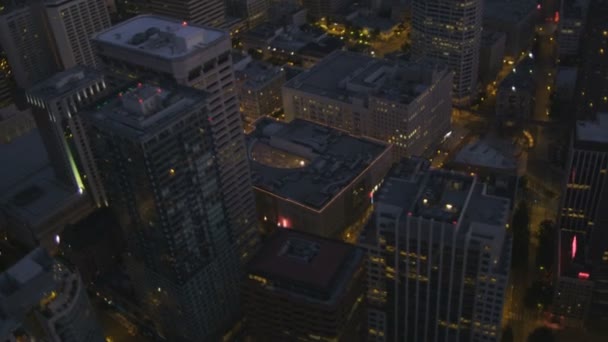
left=67, top=145, right=85, bottom=194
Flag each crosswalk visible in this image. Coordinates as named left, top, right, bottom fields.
left=507, top=311, right=525, bottom=321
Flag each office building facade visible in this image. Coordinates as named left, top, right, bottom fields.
left=93, top=15, right=259, bottom=260
left=360, top=158, right=511, bottom=342
left=226, top=0, right=269, bottom=28
left=483, top=0, right=537, bottom=59
left=25, top=66, right=111, bottom=207
left=554, top=113, right=608, bottom=322
left=575, top=0, right=608, bottom=118
left=283, top=50, right=452, bottom=158
left=85, top=82, right=242, bottom=340
left=0, top=0, right=110, bottom=90
left=411, top=0, right=483, bottom=106
left=0, top=46, right=15, bottom=107
left=558, top=0, right=586, bottom=58
left=235, top=59, right=285, bottom=130
left=0, top=2, right=58, bottom=89
left=148, top=0, right=225, bottom=27
left=244, top=229, right=366, bottom=341
left=44, top=0, right=111, bottom=69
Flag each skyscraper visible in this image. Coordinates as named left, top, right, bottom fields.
left=0, top=0, right=111, bottom=90
left=226, top=0, right=269, bottom=28
left=575, top=0, right=608, bottom=118
left=25, top=66, right=111, bottom=207
left=410, top=0, right=483, bottom=106
left=0, top=44, right=15, bottom=107
left=85, top=82, right=242, bottom=340
left=148, top=0, right=225, bottom=27
left=0, top=248, right=105, bottom=342
left=360, top=157, right=511, bottom=341
left=93, top=15, right=259, bottom=260
left=0, top=1, right=58, bottom=89
left=555, top=113, right=608, bottom=322
left=44, top=0, right=111, bottom=69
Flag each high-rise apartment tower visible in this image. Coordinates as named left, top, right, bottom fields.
left=85, top=82, right=242, bottom=340
left=92, top=15, right=259, bottom=260
left=410, top=0, right=483, bottom=106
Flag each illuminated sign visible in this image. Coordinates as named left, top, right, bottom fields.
left=572, top=235, right=577, bottom=259
left=578, top=272, right=590, bottom=280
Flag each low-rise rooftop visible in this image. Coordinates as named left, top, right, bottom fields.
left=247, top=118, right=390, bottom=210
left=0, top=248, right=53, bottom=298
left=0, top=129, right=83, bottom=228
left=453, top=139, right=518, bottom=171
left=93, top=14, right=226, bottom=59
left=235, top=61, right=284, bottom=90
left=284, top=50, right=447, bottom=105
left=247, top=229, right=362, bottom=292
left=0, top=129, right=47, bottom=192
left=576, top=113, right=608, bottom=144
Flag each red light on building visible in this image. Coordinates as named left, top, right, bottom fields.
left=452, top=220, right=458, bottom=225
left=137, top=82, right=143, bottom=88
left=156, top=88, right=162, bottom=93
left=537, top=3, right=541, bottom=10
left=182, top=21, right=188, bottom=27
left=571, top=168, right=576, bottom=182
left=554, top=11, right=560, bottom=23
left=407, top=212, right=413, bottom=217
left=369, top=191, right=374, bottom=199
left=277, top=217, right=291, bottom=229
left=572, top=235, right=577, bottom=259
left=578, top=272, right=590, bottom=280
left=138, top=98, right=143, bottom=104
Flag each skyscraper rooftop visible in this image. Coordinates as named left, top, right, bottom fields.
left=27, top=66, right=102, bottom=100
left=374, top=158, right=510, bottom=229
left=87, top=82, right=207, bottom=138
left=93, top=15, right=226, bottom=59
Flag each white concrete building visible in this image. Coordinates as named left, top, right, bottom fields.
left=45, top=0, right=111, bottom=69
